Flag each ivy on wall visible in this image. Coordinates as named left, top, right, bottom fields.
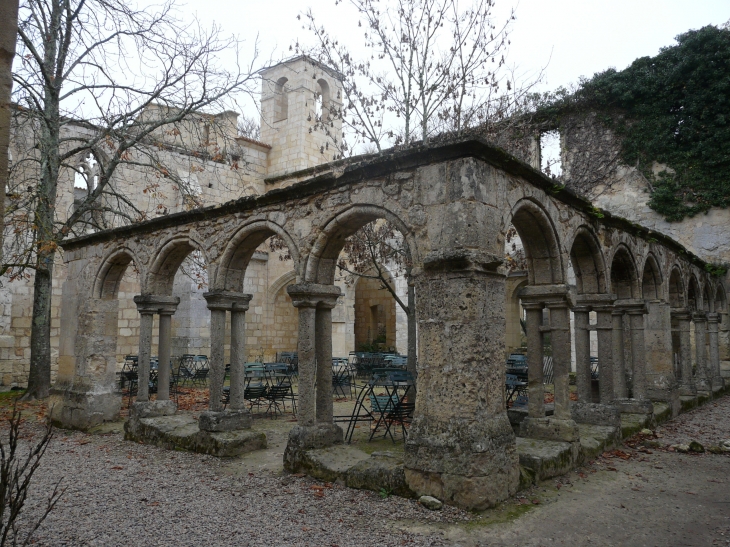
left=540, top=26, right=730, bottom=221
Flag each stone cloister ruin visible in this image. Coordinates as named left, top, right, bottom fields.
left=49, top=127, right=729, bottom=509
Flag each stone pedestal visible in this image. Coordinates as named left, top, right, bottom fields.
left=570, top=401, right=621, bottom=427
left=673, top=309, right=696, bottom=396
left=404, top=250, right=518, bottom=511
left=199, top=409, right=252, bottom=432
left=283, top=423, right=344, bottom=472
left=614, top=397, right=654, bottom=416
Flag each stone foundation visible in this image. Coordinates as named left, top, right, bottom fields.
left=570, top=402, right=621, bottom=427
left=48, top=384, right=121, bottom=430
left=283, top=423, right=344, bottom=473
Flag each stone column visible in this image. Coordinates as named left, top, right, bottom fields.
left=612, top=309, right=627, bottom=399
left=594, top=305, right=615, bottom=404
left=229, top=299, right=252, bottom=410
left=518, top=285, right=579, bottom=446
left=643, top=300, right=676, bottom=410
left=569, top=294, right=620, bottom=427
left=202, top=290, right=254, bottom=423
left=156, top=304, right=178, bottom=402
left=627, top=305, right=648, bottom=400
left=707, top=313, right=723, bottom=391
left=285, top=283, right=344, bottom=472
left=136, top=311, right=154, bottom=403
left=522, top=302, right=544, bottom=418
left=315, top=303, right=336, bottom=424
left=674, top=310, right=696, bottom=396
left=693, top=313, right=711, bottom=394
left=572, top=306, right=591, bottom=402
left=547, top=299, right=572, bottom=421
left=404, top=250, right=519, bottom=511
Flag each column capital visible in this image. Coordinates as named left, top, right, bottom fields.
left=706, top=312, right=720, bottom=324
left=670, top=307, right=691, bottom=320
left=203, top=290, right=253, bottom=312
left=518, top=284, right=575, bottom=308
left=287, top=283, right=342, bottom=309
left=692, top=311, right=708, bottom=323
left=133, top=294, right=180, bottom=315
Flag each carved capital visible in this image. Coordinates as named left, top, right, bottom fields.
left=287, top=283, right=342, bottom=309
left=133, top=294, right=180, bottom=315
left=203, top=290, right=253, bottom=312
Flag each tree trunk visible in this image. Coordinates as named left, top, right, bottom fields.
left=406, top=281, right=417, bottom=396
left=0, top=0, right=19, bottom=257
left=25, top=253, right=54, bottom=399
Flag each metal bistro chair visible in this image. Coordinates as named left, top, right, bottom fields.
left=190, top=355, right=209, bottom=387
left=176, top=355, right=196, bottom=388
left=332, top=358, right=355, bottom=398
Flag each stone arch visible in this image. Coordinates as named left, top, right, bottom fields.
left=267, top=270, right=298, bottom=306
left=147, top=236, right=208, bottom=296
left=609, top=244, right=639, bottom=299
left=641, top=253, right=663, bottom=300
left=687, top=274, right=701, bottom=311
left=567, top=225, right=607, bottom=294
left=305, top=205, right=417, bottom=285
left=668, top=266, right=685, bottom=308
left=274, top=77, right=288, bottom=122
left=702, top=280, right=712, bottom=313
left=93, top=247, right=142, bottom=300
left=216, top=220, right=300, bottom=292
left=714, top=283, right=727, bottom=313
left=508, top=198, right=564, bottom=285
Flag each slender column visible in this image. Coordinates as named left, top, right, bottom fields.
left=612, top=310, right=627, bottom=399
left=229, top=308, right=248, bottom=410
left=707, top=313, right=723, bottom=390
left=694, top=313, right=711, bottom=392
left=547, top=299, right=572, bottom=420
left=136, top=310, right=154, bottom=403
left=594, top=306, right=615, bottom=404
left=523, top=302, right=544, bottom=418
left=675, top=311, right=695, bottom=395
left=627, top=307, right=648, bottom=400
left=208, top=308, right=227, bottom=411
left=315, top=305, right=335, bottom=424
left=156, top=310, right=174, bottom=401
left=572, top=306, right=591, bottom=402
left=295, top=304, right=317, bottom=427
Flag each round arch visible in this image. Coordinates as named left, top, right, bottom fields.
left=147, top=236, right=209, bottom=296
left=714, top=283, right=727, bottom=313
left=641, top=253, right=663, bottom=300
left=609, top=244, right=640, bottom=299
left=668, top=265, right=685, bottom=308
left=567, top=225, right=607, bottom=294
left=93, top=247, right=142, bottom=300
left=687, top=273, right=702, bottom=312
left=305, top=205, right=417, bottom=285
left=507, top=198, right=564, bottom=285
left=216, top=220, right=300, bottom=292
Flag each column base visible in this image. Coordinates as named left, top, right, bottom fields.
left=404, top=414, right=518, bottom=510
left=695, top=378, right=712, bottom=393
left=614, top=398, right=654, bottom=416
left=647, top=387, right=681, bottom=418
left=678, top=383, right=697, bottom=397
left=199, top=409, right=252, bottom=432
left=49, top=384, right=121, bottom=430
left=520, top=416, right=580, bottom=442
left=284, top=423, right=344, bottom=473
left=570, top=402, right=621, bottom=427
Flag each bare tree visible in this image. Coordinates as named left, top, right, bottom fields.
left=300, top=0, right=533, bottom=154
left=335, top=221, right=418, bottom=388
left=9, top=0, right=259, bottom=399
left=0, top=0, right=19, bottom=259
left=0, top=400, right=64, bottom=546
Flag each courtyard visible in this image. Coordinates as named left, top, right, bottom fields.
left=4, top=390, right=729, bottom=546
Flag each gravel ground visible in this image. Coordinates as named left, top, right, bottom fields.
left=15, top=422, right=467, bottom=547
left=8, top=393, right=730, bottom=546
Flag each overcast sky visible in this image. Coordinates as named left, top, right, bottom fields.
left=187, top=0, right=727, bottom=92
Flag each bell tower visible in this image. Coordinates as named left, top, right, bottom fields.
left=260, top=56, right=344, bottom=178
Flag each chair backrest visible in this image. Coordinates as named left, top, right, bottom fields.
left=542, top=356, right=554, bottom=384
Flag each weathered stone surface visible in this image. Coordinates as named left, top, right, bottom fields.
left=516, top=437, right=577, bottom=483
left=346, top=451, right=414, bottom=499
left=521, top=417, right=580, bottom=443
left=291, top=445, right=369, bottom=483
left=621, top=412, right=653, bottom=438
left=418, top=496, right=443, bottom=510
left=615, top=398, right=655, bottom=417
left=577, top=424, right=622, bottom=460
left=124, top=413, right=266, bottom=457
left=198, top=409, right=252, bottom=432
left=130, top=400, right=177, bottom=419
left=48, top=386, right=121, bottom=431
left=571, top=402, right=621, bottom=427
left=283, top=424, right=344, bottom=474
